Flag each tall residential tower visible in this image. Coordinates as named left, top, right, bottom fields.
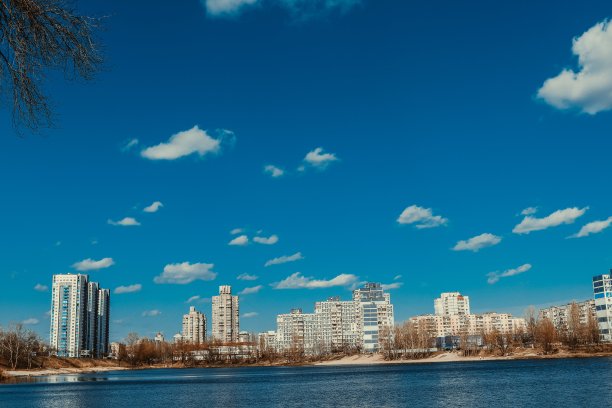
left=182, top=306, right=207, bottom=343
left=212, top=285, right=239, bottom=343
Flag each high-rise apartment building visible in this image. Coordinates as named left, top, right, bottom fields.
left=212, top=285, right=239, bottom=343
left=314, top=297, right=359, bottom=351
left=593, top=272, right=612, bottom=342
left=353, top=283, right=395, bottom=353
left=182, top=306, right=207, bottom=343
left=539, top=299, right=596, bottom=332
left=434, top=292, right=471, bottom=316
left=50, top=274, right=110, bottom=358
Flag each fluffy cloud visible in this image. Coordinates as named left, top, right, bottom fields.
left=453, top=233, right=502, bottom=252
left=265, top=252, right=304, bottom=267
left=569, top=217, right=612, bottom=238
left=72, top=257, right=115, bottom=271
left=229, top=235, right=249, bottom=246
left=34, top=283, right=48, bottom=292
left=142, top=310, right=161, bottom=317
left=397, top=205, right=448, bottom=229
left=521, top=207, right=538, bottom=216
left=204, top=0, right=360, bottom=18
left=141, top=126, right=231, bottom=160
left=153, top=262, right=217, bottom=284
left=264, top=164, right=285, bottom=178
left=303, top=147, right=339, bottom=169
left=242, top=312, right=259, bottom=318
left=230, top=228, right=244, bottom=235
left=114, top=284, right=142, bottom=294
left=143, top=201, right=163, bottom=213
left=237, top=273, right=258, bottom=281
left=487, top=264, right=532, bottom=285
left=513, top=207, right=587, bottom=234
left=538, top=20, right=612, bottom=114
left=381, top=282, right=403, bottom=290
left=21, top=318, right=39, bottom=325
left=273, top=272, right=358, bottom=289
left=253, top=234, right=279, bottom=245
left=239, top=285, right=263, bottom=295
left=108, top=217, right=140, bottom=227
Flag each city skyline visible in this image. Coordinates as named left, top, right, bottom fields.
left=2, top=0, right=612, bottom=342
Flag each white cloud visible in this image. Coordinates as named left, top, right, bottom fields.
left=34, top=283, right=48, bottom=292
left=230, top=228, right=244, bottom=235
left=72, top=257, right=115, bottom=271
left=121, top=138, right=139, bottom=152
left=569, top=217, right=612, bottom=238
left=141, top=126, right=230, bottom=160
left=487, top=264, right=532, bottom=285
left=185, top=295, right=211, bottom=304
left=453, top=233, right=502, bottom=252
left=143, top=201, right=163, bottom=213
left=153, top=262, right=217, bottom=284
left=513, top=207, right=588, bottom=234
left=205, top=0, right=258, bottom=16
left=397, top=205, right=448, bottom=229
left=253, top=234, right=279, bottom=245
left=239, top=285, right=263, bottom=295
left=393, top=275, right=402, bottom=281
left=21, top=318, right=39, bottom=325
left=265, top=252, right=304, bottom=267
left=237, top=273, right=258, bottom=281
left=114, top=284, right=142, bottom=294
left=273, top=272, right=358, bottom=289
left=303, top=147, right=339, bottom=169
left=242, top=312, right=259, bottom=318
left=142, top=310, right=161, bottom=317
left=108, top=217, right=141, bottom=227
left=205, top=0, right=360, bottom=18
left=521, top=207, right=538, bottom=216
left=264, top=164, right=285, bottom=178
left=538, top=20, right=612, bottom=114
left=381, top=282, right=403, bottom=290
left=229, top=235, right=249, bottom=246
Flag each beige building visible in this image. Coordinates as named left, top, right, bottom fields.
left=182, top=306, right=207, bottom=343
left=434, top=292, right=471, bottom=316
left=212, top=285, right=239, bottom=343
left=539, top=299, right=596, bottom=332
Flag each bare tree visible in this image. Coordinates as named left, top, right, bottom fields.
left=0, top=0, right=102, bottom=131
left=536, top=318, right=557, bottom=355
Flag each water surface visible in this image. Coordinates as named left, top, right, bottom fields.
left=1, top=358, right=611, bottom=407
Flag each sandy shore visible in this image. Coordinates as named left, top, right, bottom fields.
left=6, top=366, right=129, bottom=378
left=315, top=351, right=569, bottom=366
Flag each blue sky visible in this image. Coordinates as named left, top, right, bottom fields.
left=1, top=0, right=612, bottom=341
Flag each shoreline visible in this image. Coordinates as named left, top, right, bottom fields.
left=3, top=351, right=612, bottom=379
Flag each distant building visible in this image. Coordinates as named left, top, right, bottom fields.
left=272, top=283, right=394, bottom=355
left=434, top=292, right=471, bottom=316
left=539, top=300, right=596, bottom=332
left=410, top=292, right=525, bottom=339
left=212, top=285, right=240, bottom=343
left=182, top=306, right=207, bottom=344
left=173, top=333, right=184, bottom=343
left=353, top=283, right=395, bottom=353
left=49, top=274, right=110, bottom=358
left=238, top=331, right=253, bottom=343
left=593, top=272, right=612, bottom=342
left=258, top=331, right=277, bottom=351
left=154, top=332, right=165, bottom=343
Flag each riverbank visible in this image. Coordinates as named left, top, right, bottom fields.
left=315, top=350, right=612, bottom=366
left=4, top=350, right=612, bottom=379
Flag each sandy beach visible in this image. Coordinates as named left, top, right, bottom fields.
left=6, top=366, right=129, bottom=378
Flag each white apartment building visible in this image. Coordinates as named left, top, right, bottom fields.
left=258, top=330, right=277, bottom=352
left=212, top=285, right=239, bottom=343
left=182, top=306, right=207, bottom=343
left=539, top=300, right=596, bottom=332
left=434, top=292, right=471, bottom=316
left=593, top=272, right=612, bottom=342
left=50, top=274, right=110, bottom=358
left=314, top=297, right=359, bottom=351
left=353, top=283, right=395, bottom=352
left=275, top=309, right=322, bottom=354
